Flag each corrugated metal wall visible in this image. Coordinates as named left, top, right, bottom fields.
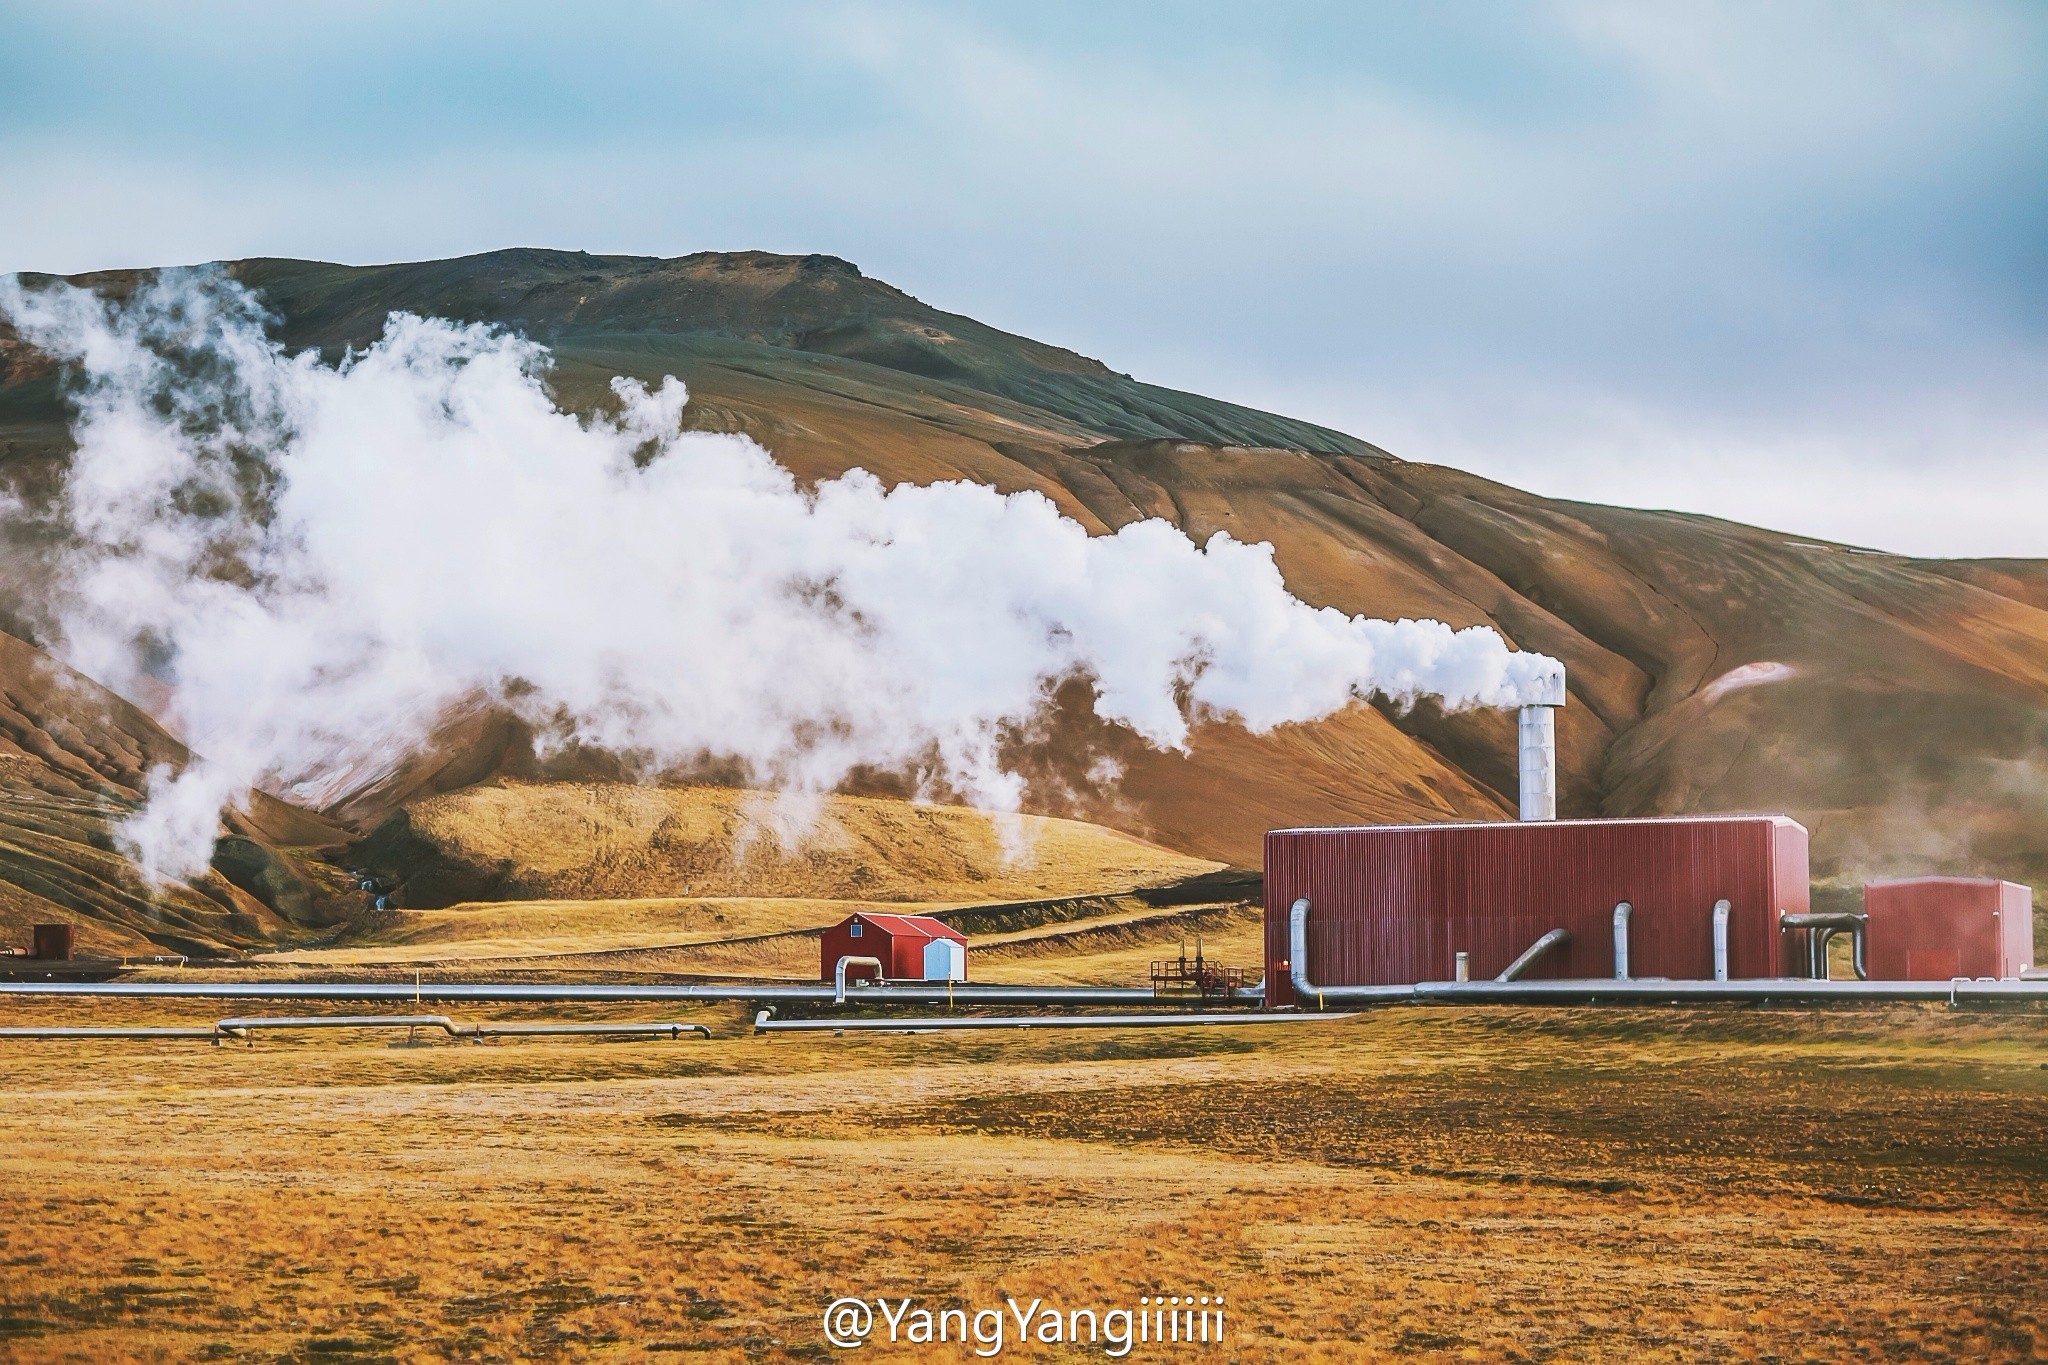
left=1864, top=877, right=2034, bottom=980
left=819, top=917, right=924, bottom=982
left=1264, top=816, right=1809, bottom=1005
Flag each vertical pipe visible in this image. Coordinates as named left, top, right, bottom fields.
left=1517, top=705, right=1558, bottom=821
left=1454, top=951, right=1470, bottom=983
left=1712, top=899, right=1731, bottom=982
left=1612, top=901, right=1632, bottom=981
left=1288, top=899, right=1316, bottom=1008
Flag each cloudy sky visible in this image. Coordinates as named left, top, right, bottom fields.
left=2, top=1, right=2043, bottom=555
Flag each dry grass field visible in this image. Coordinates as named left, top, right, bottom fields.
left=386, top=784, right=1222, bottom=905
left=0, top=1001, right=2041, bottom=1362
left=261, top=786, right=1247, bottom=986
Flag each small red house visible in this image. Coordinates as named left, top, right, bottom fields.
left=819, top=912, right=968, bottom=984
left=1864, top=877, right=2033, bottom=981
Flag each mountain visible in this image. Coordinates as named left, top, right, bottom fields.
left=0, top=629, right=352, bottom=955
left=4, top=247, right=2047, bottom=948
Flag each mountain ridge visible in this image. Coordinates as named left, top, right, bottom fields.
left=2, top=247, right=2045, bottom=951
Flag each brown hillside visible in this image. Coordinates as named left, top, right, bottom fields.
left=4, top=248, right=2047, bottom=946
left=0, top=630, right=351, bottom=953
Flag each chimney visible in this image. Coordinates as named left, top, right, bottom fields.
left=1517, top=669, right=1567, bottom=821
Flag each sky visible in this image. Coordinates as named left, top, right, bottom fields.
left=1, top=0, right=2043, bottom=556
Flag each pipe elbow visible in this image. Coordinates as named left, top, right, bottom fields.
left=833, top=955, right=884, bottom=1005
left=1497, top=927, right=1571, bottom=982
left=1287, top=898, right=1316, bottom=1004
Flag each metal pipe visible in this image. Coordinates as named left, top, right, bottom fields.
left=1517, top=705, right=1557, bottom=821
left=1288, top=898, right=1316, bottom=1004
left=754, top=1009, right=1351, bottom=1034
left=1712, top=899, right=1731, bottom=981
left=1285, top=890, right=2048, bottom=1007
left=215, top=1013, right=474, bottom=1038
left=0, top=1014, right=713, bottom=1044
left=0, top=981, right=1251, bottom=1007
left=1516, top=669, right=1567, bottom=821
left=1779, top=911, right=1868, bottom=981
left=1612, top=901, right=1633, bottom=980
left=0, top=1025, right=218, bottom=1040
left=477, top=1021, right=711, bottom=1039
left=1408, top=977, right=2048, bottom=1004
left=833, top=956, right=884, bottom=1005
left=1496, top=928, right=1571, bottom=982
left=1287, top=898, right=1426, bottom=1008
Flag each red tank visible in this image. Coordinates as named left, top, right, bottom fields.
left=1862, top=877, right=2032, bottom=981
left=1264, top=815, right=1810, bottom=1005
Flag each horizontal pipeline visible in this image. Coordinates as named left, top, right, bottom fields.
left=0, top=1014, right=713, bottom=1043
left=1292, top=977, right=2048, bottom=1007
left=0, top=1024, right=217, bottom=1040
left=755, top=1009, right=1349, bottom=1034
left=0, top=981, right=1261, bottom=1007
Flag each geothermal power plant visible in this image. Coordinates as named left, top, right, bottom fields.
left=1263, top=672, right=2037, bottom=1009
left=1, top=665, right=2043, bottom=1034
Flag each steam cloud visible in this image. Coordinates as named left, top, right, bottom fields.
left=0, top=271, right=1563, bottom=885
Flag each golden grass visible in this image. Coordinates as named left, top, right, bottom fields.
left=263, top=895, right=982, bottom=967
left=969, top=903, right=1265, bottom=984
left=274, top=786, right=1241, bottom=975
left=266, top=896, right=1269, bottom=987
left=402, top=782, right=1222, bottom=903
left=0, top=1004, right=2040, bottom=1360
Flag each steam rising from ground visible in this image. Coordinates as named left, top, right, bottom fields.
left=0, top=272, right=1562, bottom=885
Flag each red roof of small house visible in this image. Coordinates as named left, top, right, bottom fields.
left=846, top=912, right=966, bottom=944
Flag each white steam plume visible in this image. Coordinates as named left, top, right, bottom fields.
left=0, top=271, right=1563, bottom=884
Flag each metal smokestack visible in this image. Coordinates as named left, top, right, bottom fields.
left=1517, top=669, right=1567, bottom=821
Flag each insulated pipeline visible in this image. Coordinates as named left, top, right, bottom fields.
left=0, top=1025, right=218, bottom=1040
left=1281, top=897, right=2048, bottom=1009
left=0, top=981, right=1258, bottom=1007
left=833, top=956, right=883, bottom=1005
left=1496, top=928, right=1571, bottom=982
left=1287, top=898, right=1424, bottom=1006
left=1779, top=911, right=1869, bottom=981
left=1406, top=977, right=2036, bottom=1004
left=754, top=1009, right=1351, bottom=1034
left=0, top=1014, right=714, bottom=1043
left=1712, top=900, right=1732, bottom=982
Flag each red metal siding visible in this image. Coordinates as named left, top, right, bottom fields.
left=1264, top=816, right=1809, bottom=1005
left=819, top=917, right=923, bottom=982
left=1863, top=878, right=2034, bottom=981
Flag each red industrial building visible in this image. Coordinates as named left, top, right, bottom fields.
left=1264, top=815, right=1810, bottom=1006
left=1863, top=877, right=2033, bottom=981
left=819, top=912, right=968, bottom=984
